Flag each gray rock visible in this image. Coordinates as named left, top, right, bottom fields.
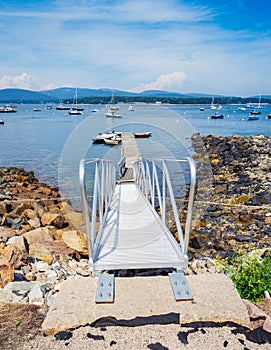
left=28, top=282, right=44, bottom=305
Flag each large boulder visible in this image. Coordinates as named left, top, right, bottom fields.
left=23, top=227, right=53, bottom=247
left=29, top=241, right=74, bottom=264
left=41, top=212, right=64, bottom=228
left=61, top=230, right=88, bottom=255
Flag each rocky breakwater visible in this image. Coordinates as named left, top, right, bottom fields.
left=0, top=167, right=89, bottom=307
left=187, top=134, right=271, bottom=272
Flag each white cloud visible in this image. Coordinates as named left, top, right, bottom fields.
left=0, top=73, right=34, bottom=90
left=131, top=72, right=186, bottom=92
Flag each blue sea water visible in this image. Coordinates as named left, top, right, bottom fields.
left=0, top=103, right=270, bottom=191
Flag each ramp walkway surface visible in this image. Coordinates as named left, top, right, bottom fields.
left=92, top=182, right=186, bottom=271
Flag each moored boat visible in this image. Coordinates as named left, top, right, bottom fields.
left=267, top=114, right=271, bottom=119
left=92, top=131, right=122, bottom=144
left=69, top=109, right=83, bottom=115
left=210, top=113, right=224, bottom=119
left=105, top=110, right=122, bottom=118
left=133, top=132, right=152, bottom=138
left=247, top=115, right=259, bottom=121
left=104, top=137, right=121, bottom=145
left=0, top=106, right=17, bottom=113
left=56, top=104, right=70, bottom=110
left=0, top=119, right=4, bottom=124
left=250, top=109, right=261, bottom=115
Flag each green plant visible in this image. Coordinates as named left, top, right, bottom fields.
left=217, top=249, right=271, bottom=302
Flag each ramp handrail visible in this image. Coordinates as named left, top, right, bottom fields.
left=133, top=157, right=196, bottom=255
left=79, top=158, right=116, bottom=262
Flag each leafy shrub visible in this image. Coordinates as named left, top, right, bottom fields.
left=217, top=249, right=271, bottom=302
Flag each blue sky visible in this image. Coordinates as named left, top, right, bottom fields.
left=1, top=0, right=271, bottom=96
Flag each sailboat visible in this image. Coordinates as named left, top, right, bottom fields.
left=105, top=91, right=121, bottom=117
left=108, top=91, right=119, bottom=110
left=210, top=96, right=216, bottom=110
left=69, top=88, right=84, bottom=115
left=250, top=94, right=262, bottom=115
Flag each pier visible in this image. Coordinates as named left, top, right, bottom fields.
left=118, top=132, right=142, bottom=182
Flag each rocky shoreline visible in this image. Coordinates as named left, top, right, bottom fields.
left=187, top=134, right=270, bottom=266
left=0, top=134, right=270, bottom=348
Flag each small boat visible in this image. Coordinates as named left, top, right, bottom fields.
left=0, top=106, right=17, bottom=113
left=104, top=137, right=121, bottom=145
left=250, top=109, right=261, bottom=115
left=92, top=131, right=122, bottom=144
left=247, top=115, right=259, bottom=121
left=56, top=104, right=70, bottom=110
left=69, top=110, right=83, bottom=115
left=128, top=105, right=135, bottom=111
left=33, top=107, right=42, bottom=112
left=199, top=107, right=204, bottom=111
left=92, top=108, right=99, bottom=112
left=46, top=105, right=52, bottom=110
left=0, top=119, right=4, bottom=125
left=267, top=114, right=271, bottom=119
left=210, top=113, right=224, bottom=119
left=238, top=107, right=246, bottom=111
left=133, top=132, right=152, bottom=138
left=105, top=110, right=122, bottom=118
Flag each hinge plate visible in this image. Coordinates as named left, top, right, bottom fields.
left=96, top=274, right=114, bottom=303
left=169, top=271, right=193, bottom=301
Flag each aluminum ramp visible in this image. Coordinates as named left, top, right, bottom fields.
left=92, top=182, right=187, bottom=271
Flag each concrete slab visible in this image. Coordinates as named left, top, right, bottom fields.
left=42, top=273, right=250, bottom=335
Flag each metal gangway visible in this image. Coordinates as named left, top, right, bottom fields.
left=79, top=156, right=196, bottom=302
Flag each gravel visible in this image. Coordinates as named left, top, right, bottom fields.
left=19, top=323, right=271, bottom=350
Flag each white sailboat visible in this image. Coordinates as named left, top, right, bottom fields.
left=210, top=96, right=216, bottom=110
left=69, top=88, right=84, bottom=114
left=257, top=94, right=262, bottom=109
left=105, top=91, right=121, bottom=117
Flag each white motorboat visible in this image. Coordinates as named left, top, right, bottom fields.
left=69, top=109, right=83, bottom=115
left=105, top=110, right=121, bottom=118
left=128, top=105, right=135, bottom=111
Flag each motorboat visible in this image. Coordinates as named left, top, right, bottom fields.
left=210, top=113, right=224, bottom=119
left=128, top=105, right=135, bottom=111
left=247, top=115, right=259, bottom=121
left=104, top=137, right=121, bottom=145
left=33, top=107, right=42, bottom=112
left=0, top=106, right=17, bottom=113
left=199, top=107, right=204, bottom=111
left=105, top=109, right=121, bottom=118
left=92, top=131, right=122, bottom=144
left=133, top=132, right=152, bottom=138
left=92, top=108, right=99, bottom=112
left=250, top=109, right=261, bottom=115
left=267, top=114, right=271, bottom=119
left=0, top=119, right=4, bottom=124
left=56, top=104, right=70, bottom=110
left=69, top=109, right=83, bottom=115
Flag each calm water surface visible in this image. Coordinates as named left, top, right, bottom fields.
left=0, top=103, right=270, bottom=190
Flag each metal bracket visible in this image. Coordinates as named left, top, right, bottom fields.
left=96, top=274, right=115, bottom=303
left=169, top=271, right=193, bottom=301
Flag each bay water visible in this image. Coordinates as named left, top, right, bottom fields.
left=0, top=103, right=270, bottom=191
